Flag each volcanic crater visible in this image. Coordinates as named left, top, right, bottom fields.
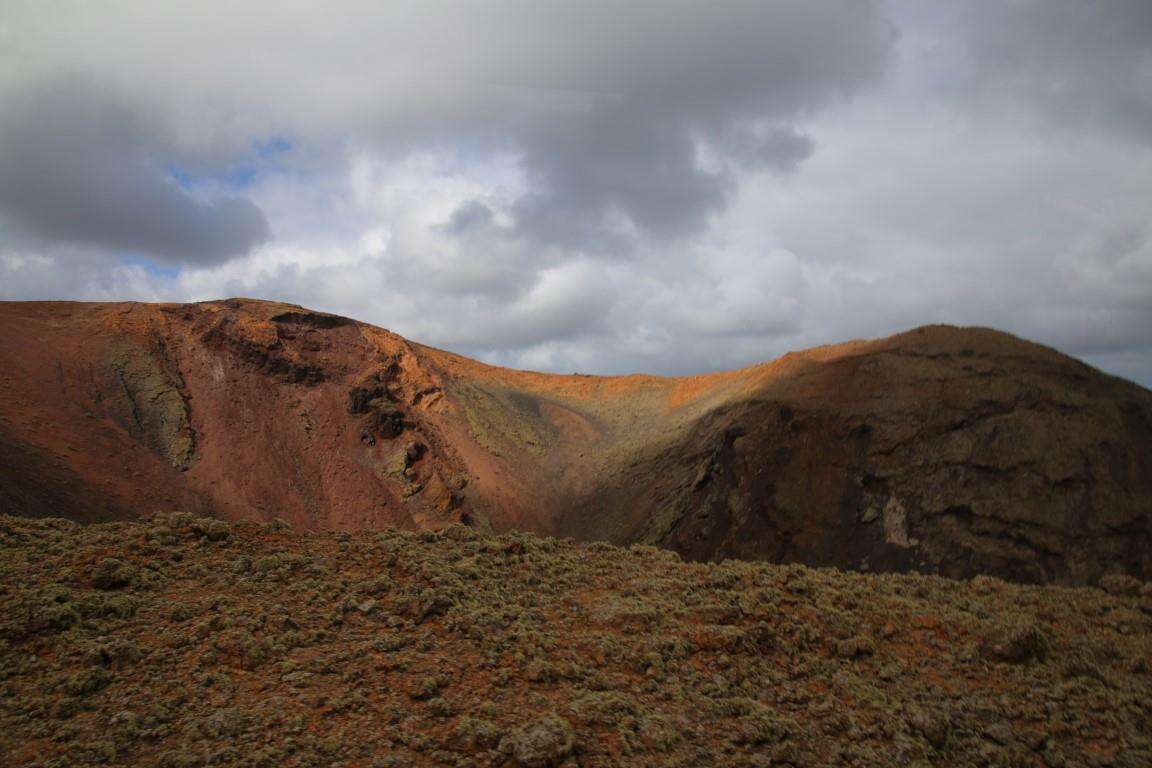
left=1, top=299, right=1149, bottom=586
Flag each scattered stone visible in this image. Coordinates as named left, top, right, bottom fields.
left=908, top=708, right=952, bottom=750
left=502, top=715, right=576, bottom=768
left=983, top=723, right=1014, bottom=745
left=980, top=620, right=1049, bottom=664
left=835, top=635, right=876, bottom=659
left=197, top=708, right=249, bottom=739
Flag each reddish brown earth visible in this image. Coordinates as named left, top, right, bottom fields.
left=0, top=299, right=1149, bottom=585
left=4, top=512, right=1150, bottom=768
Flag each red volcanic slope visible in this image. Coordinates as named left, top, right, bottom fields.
left=0, top=299, right=1149, bottom=585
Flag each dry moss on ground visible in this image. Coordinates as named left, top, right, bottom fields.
left=0, top=513, right=1149, bottom=767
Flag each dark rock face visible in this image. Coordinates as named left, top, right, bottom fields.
left=349, top=380, right=406, bottom=439
left=347, top=385, right=388, bottom=414
left=269, top=310, right=354, bottom=329
left=565, top=327, right=1152, bottom=585
left=201, top=320, right=328, bottom=385
left=367, top=404, right=406, bottom=440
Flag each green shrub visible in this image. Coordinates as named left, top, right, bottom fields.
left=570, top=691, right=639, bottom=724
left=90, top=558, right=138, bottom=590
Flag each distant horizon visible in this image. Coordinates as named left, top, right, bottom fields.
left=6, top=295, right=1147, bottom=390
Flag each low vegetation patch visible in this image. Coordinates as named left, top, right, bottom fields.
left=0, top=513, right=1150, bottom=766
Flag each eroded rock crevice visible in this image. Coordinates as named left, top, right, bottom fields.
left=106, top=341, right=195, bottom=471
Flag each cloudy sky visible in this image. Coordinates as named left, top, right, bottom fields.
left=1, top=1, right=1150, bottom=385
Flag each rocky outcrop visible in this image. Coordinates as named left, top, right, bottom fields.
left=105, top=341, right=195, bottom=470
left=0, top=300, right=1148, bottom=586
left=199, top=313, right=328, bottom=385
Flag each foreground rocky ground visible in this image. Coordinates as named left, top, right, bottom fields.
left=1, top=513, right=1149, bottom=767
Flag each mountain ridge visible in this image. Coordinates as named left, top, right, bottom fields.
left=1, top=298, right=1149, bottom=585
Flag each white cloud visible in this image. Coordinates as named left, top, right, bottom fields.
left=0, top=1, right=1149, bottom=386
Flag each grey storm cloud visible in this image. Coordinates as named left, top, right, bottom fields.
left=442, top=201, right=496, bottom=237
left=495, top=0, right=894, bottom=247
left=2, top=1, right=893, bottom=253
left=0, top=79, right=269, bottom=266
left=957, top=0, right=1152, bottom=143
left=0, top=1, right=1149, bottom=387
left=722, top=126, right=815, bottom=174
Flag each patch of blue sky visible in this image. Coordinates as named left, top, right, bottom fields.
left=254, top=135, right=293, bottom=159
left=119, top=254, right=181, bottom=279
left=222, top=165, right=259, bottom=189
left=165, top=135, right=295, bottom=193
left=166, top=164, right=196, bottom=192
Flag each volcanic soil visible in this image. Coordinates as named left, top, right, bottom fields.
left=1, top=512, right=1150, bottom=767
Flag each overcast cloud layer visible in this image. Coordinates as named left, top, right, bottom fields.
left=1, top=0, right=1150, bottom=385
